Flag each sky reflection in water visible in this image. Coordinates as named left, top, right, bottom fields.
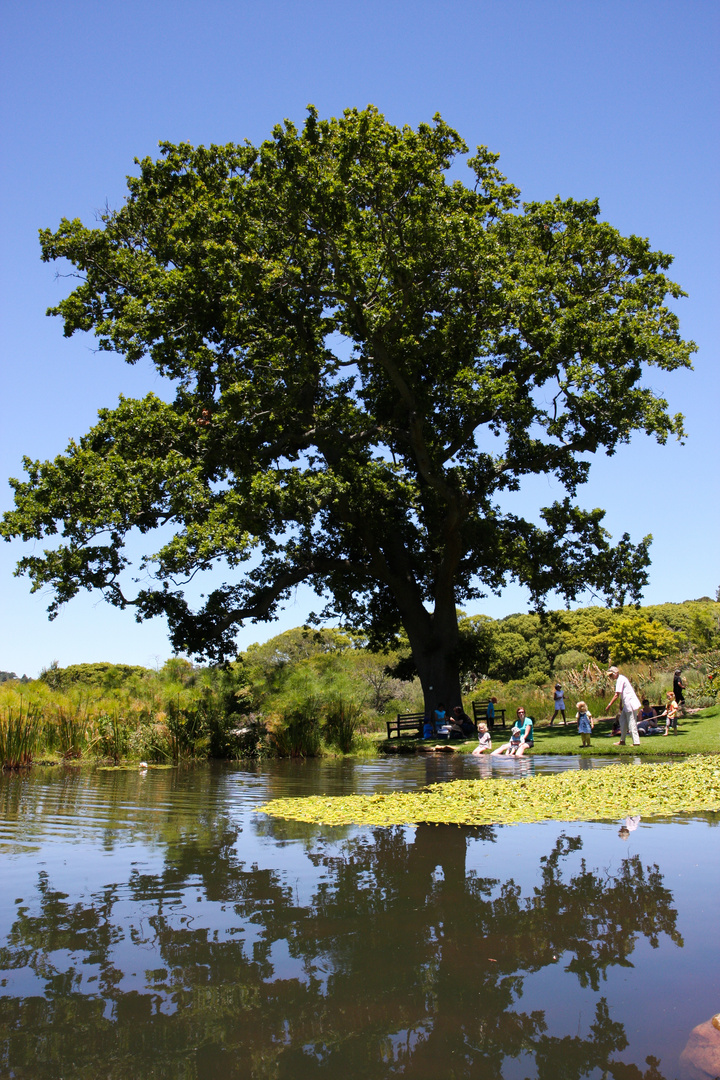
left=0, top=758, right=718, bottom=1079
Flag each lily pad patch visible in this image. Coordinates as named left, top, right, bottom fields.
left=257, top=756, right=720, bottom=827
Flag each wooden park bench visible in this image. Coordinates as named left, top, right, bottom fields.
left=472, top=699, right=507, bottom=731
left=387, top=703, right=510, bottom=740
left=386, top=712, right=426, bottom=739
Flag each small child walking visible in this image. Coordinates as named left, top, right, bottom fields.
left=576, top=700, right=594, bottom=747
left=550, top=683, right=566, bottom=726
left=661, top=690, right=680, bottom=736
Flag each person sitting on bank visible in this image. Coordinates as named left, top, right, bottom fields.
left=491, top=708, right=533, bottom=757
left=637, top=699, right=659, bottom=736
left=491, top=723, right=523, bottom=756
left=640, top=699, right=656, bottom=722
left=516, top=707, right=534, bottom=750
left=442, top=707, right=472, bottom=740
left=436, top=710, right=461, bottom=740
left=450, top=705, right=476, bottom=739
left=472, top=722, right=492, bottom=756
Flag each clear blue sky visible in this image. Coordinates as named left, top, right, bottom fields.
left=1, top=0, right=718, bottom=676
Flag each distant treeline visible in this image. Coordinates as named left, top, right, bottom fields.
left=452, top=598, right=720, bottom=684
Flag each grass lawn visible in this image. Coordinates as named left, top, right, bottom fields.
left=520, top=703, right=720, bottom=756
left=382, top=703, right=720, bottom=756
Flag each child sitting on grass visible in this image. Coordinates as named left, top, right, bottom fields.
left=576, top=700, right=594, bottom=747
left=472, top=722, right=492, bottom=756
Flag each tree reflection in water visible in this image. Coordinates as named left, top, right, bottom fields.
left=0, top=814, right=682, bottom=1079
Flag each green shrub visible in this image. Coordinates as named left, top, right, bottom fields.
left=165, top=697, right=206, bottom=763
left=192, top=686, right=237, bottom=757
left=40, top=661, right=150, bottom=692
left=222, top=714, right=268, bottom=758
left=127, top=722, right=173, bottom=763
left=555, top=650, right=592, bottom=670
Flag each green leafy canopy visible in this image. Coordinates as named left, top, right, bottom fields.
left=2, top=106, right=694, bottom=669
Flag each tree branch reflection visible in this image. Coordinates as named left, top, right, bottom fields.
left=1, top=816, right=686, bottom=1080
left=0, top=822, right=682, bottom=1079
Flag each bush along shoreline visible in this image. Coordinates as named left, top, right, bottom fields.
left=2, top=601, right=719, bottom=770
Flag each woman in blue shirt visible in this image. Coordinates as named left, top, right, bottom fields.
left=515, top=707, right=534, bottom=754
left=491, top=708, right=534, bottom=756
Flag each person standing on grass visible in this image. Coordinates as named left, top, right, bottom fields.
left=659, top=690, right=681, bottom=736
left=549, top=683, right=566, bottom=726
left=576, top=701, right=594, bottom=747
left=606, top=666, right=641, bottom=746
left=673, top=670, right=686, bottom=709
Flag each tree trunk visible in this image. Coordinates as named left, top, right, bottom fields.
left=383, top=519, right=465, bottom=717
left=412, top=640, right=463, bottom=717
left=401, top=597, right=463, bottom=717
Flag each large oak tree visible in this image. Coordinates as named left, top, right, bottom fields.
left=2, top=107, right=694, bottom=711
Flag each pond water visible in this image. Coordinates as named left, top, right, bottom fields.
left=1, top=757, right=718, bottom=1079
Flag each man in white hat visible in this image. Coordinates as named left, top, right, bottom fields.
left=606, top=665, right=641, bottom=746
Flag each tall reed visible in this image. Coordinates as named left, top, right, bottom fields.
left=324, top=697, right=360, bottom=753
left=91, top=712, right=131, bottom=763
left=267, top=695, right=322, bottom=757
left=54, top=703, right=89, bottom=758
left=166, top=697, right=204, bottom=763
left=1, top=701, right=42, bottom=769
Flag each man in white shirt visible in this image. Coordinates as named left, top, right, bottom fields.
left=606, top=665, right=641, bottom=746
